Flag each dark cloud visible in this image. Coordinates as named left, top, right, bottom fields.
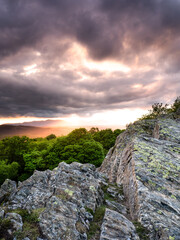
left=0, top=0, right=179, bottom=62
left=0, top=0, right=179, bottom=118
left=0, top=67, right=179, bottom=117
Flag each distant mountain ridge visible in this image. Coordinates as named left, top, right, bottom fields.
left=0, top=124, right=74, bottom=139
left=2, top=119, right=65, bottom=127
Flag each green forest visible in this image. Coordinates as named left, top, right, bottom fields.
left=0, top=96, right=179, bottom=186
left=0, top=127, right=124, bottom=185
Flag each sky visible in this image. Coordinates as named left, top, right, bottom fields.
left=0, top=0, right=180, bottom=127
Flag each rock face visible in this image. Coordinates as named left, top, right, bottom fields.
left=0, top=117, right=180, bottom=240
left=99, top=118, right=180, bottom=240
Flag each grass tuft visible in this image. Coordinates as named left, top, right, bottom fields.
left=133, top=221, right=149, bottom=240
left=87, top=205, right=106, bottom=240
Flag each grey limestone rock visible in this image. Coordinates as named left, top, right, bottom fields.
left=107, top=186, right=119, bottom=198
left=100, top=208, right=140, bottom=240
left=105, top=200, right=127, bottom=215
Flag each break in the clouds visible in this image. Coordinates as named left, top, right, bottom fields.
left=0, top=0, right=179, bottom=119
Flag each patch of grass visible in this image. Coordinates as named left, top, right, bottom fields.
left=85, top=207, right=94, bottom=216
left=101, top=185, right=114, bottom=201
left=103, top=192, right=114, bottom=201
left=0, top=218, right=13, bottom=240
left=13, top=208, right=45, bottom=240
left=0, top=193, right=10, bottom=206
left=101, top=184, right=108, bottom=192
left=87, top=205, right=106, bottom=240
left=76, top=221, right=87, bottom=234
left=133, top=221, right=149, bottom=240
left=12, top=208, right=45, bottom=223
left=56, top=192, right=71, bottom=201
left=15, top=222, right=39, bottom=240
left=102, top=183, right=124, bottom=202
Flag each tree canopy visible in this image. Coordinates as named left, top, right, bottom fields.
left=0, top=127, right=124, bottom=185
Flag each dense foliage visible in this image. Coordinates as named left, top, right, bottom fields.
left=0, top=127, right=124, bottom=185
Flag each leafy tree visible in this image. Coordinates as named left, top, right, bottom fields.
left=151, top=103, right=168, bottom=116
left=66, top=128, right=92, bottom=144
left=60, top=141, right=104, bottom=167
left=8, top=162, right=19, bottom=180
left=0, top=161, right=19, bottom=185
left=114, top=129, right=125, bottom=138
left=35, top=141, right=49, bottom=151
left=0, top=126, right=124, bottom=185
left=2, top=136, right=29, bottom=163
left=50, top=136, right=69, bottom=157
left=139, top=97, right=180, bottom=120
left=170, top=96, right=180, bottom=113
left=92, top=129, right=116, bottom=154
left=139, top=103, right=168, bottom=120
left=23, top=151, right=43, bottom=173
left=61, top=144, right=82, bottom=164
left=78, top=140, right=104, bottom=166
left=88, top=127, right=99, bottom=134
left=39, top=152, right=60, bottom=170
left=0, top=161, right=8, bottom=185
left=89, top=128, right=124, bottom=154
left=46, top=134, right=56, bottom=140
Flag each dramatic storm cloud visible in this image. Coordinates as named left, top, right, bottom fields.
left=0, top=0, right=179, bottom=122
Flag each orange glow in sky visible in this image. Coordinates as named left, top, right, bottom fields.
left=0, top=108, right=148, bottom=128
left=0, top=117, right=48, bottom=126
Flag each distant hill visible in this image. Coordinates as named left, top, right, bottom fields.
left=3, top=119, right=66, bottom=127
left=0, top=125, right=75, bottom=139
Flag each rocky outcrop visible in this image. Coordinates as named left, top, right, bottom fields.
left=99, top=118, right=180, bottom=240
left=0, top=162, right=107, bottom=239
left=0, top=161, right=145, bottom=240
left=0, top=117, right=179, bottom=240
